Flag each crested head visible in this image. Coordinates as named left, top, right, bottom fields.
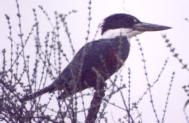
left=101, top=13, right=140, bottom=35
left=101, top=13, right=171, bottom=39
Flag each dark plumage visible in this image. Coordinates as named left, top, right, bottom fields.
left=101, top=14, right=140, bottom=34
left=21, top=13, right=170, bottom=101
left=22, top=36, right=129, bottom=101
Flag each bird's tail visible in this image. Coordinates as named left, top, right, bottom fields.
left=21, top=84, right=55, bottom=101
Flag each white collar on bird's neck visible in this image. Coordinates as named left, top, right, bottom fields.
left=102, top=28, right=142, bottom=40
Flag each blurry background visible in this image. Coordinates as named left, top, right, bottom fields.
left=0, top=0, right=189, bottom=122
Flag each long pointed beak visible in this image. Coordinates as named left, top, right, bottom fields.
left=134, top=22, right=171, bottom=31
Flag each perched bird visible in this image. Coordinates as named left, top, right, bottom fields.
left=22, top=13, right=170, bottom=101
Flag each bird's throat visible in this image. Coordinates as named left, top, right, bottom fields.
left=102, top=28, right=142, bottom=39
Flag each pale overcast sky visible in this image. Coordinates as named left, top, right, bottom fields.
left=0, top=0, right=189, bottom=123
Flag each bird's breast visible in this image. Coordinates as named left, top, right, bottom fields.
left=82, top=37, right=130, bottom=82
left=103, top=41, right=130, bottom=75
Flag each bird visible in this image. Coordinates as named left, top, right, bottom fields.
left=21, top=13, right=171, bottom=101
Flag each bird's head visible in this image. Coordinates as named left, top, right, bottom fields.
left=101, top=13, right=171, bottom=39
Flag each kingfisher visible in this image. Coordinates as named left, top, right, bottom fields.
left=22, top=13, right=170, bottom=101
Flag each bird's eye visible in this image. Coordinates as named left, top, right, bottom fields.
left=133, top=19, right=138, bottom=23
